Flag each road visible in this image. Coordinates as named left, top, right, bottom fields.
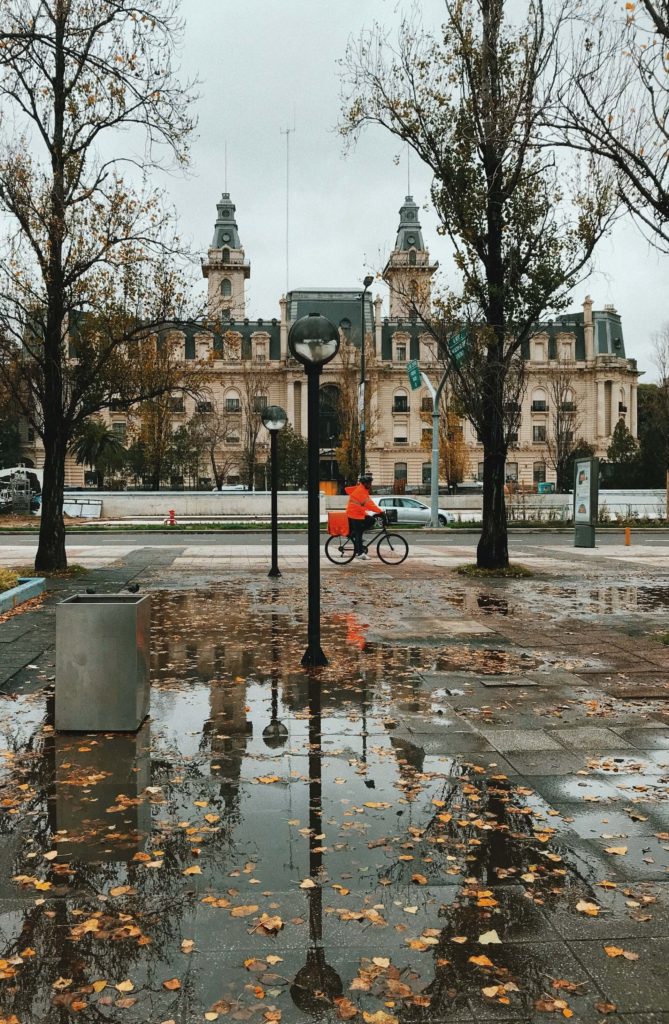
left=2, top=527, right=669, bottom=570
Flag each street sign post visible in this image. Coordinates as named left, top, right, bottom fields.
left=448, top=328, right=468, bottom=366
left=406, top=359, right=422, bottom=390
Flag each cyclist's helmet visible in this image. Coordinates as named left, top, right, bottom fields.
left=359, top=473, right=373, bottom=487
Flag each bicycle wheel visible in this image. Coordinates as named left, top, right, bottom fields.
left=325, top=535, right=356, bottom=565
left=376, top=533, right=409, bottom=565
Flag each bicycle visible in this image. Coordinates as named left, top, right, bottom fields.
left=325, top=514, right=409, bottom=565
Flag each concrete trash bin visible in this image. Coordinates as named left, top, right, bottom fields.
left=56, top=593, right=150, bottom=732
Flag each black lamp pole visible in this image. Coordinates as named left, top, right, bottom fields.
left=269, top=429, right=280, bottom=577
left=261, top=405, right=287, bottom=579
left=360, top=275, right=374, bottom=476
left=304, top=363, right=325, bottom=665
left=287, top=313, right=340, bottom=668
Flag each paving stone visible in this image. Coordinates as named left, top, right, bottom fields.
left=548, top=726, right=635, bottom=750
left=570, top=938, right=669, bottom=1013
left=476, top=728, right=563, bottom=752
left=614, top=728, right=669, bottom=750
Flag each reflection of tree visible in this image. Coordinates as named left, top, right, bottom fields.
left=389, top=768, right=600, bottom=1022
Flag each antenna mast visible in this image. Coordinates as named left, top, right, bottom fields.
left=407, top=141, right=411, bottom=194
left=280, top=122, right=296, bottom=295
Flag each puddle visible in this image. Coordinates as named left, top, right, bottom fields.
left=0, top=585, right=666, bottom=1021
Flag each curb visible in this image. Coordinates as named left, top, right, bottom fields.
left=0, top=576, right=46, bottom=614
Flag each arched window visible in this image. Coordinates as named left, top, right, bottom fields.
left=220, top=278, right=232, bottom=297
left=531, top=388, right=547, bottom=412
left=339, top=318, right=351, bottom=338
left=225, top=389, right=241, bottom=413
left=222, top=248, right=230, bottom=264
left=393, top=388, right=409, bottom=413
left=409, top=249, right=417, bottom=266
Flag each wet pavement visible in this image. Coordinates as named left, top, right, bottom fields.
left=1, top=548, right=669, bottom=1022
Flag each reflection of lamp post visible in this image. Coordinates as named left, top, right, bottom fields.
left=262, top=604, right=288, bottom=747
left=360, top=275, right=374, bottom=475
left=261, top=405, right=288, bottom=578
left=290, top=678, right=343, bottom=1012
left=288, top=313, right=340, bottom=667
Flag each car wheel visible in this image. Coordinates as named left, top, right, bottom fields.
left=438, top=514, right=447, bottom=527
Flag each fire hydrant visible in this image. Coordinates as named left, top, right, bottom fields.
left=165, top=509, right=177, bottom=527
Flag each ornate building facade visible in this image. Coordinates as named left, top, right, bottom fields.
left=25, top=191, right=640, bottom=490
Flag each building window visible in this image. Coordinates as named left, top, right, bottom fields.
left=339, top=318, right=351, bottom=337
left=255, top=342, right=267, bottom=363
left=226, top=433, right=240, bottom=446
left=393, top=431, right=408, bottom=444
left=197, top=401, right=213, bottom=414
left=477, top=462, right=484, bottom=481
left=396, top=344, right=407, bottom=362
left=393, top=391, right=409, bottom=412
left=422, top=461, right=431, bottom=484
left=184, top=335, right=196, bottom=360
left=169, top=396, right=184, bottom=413
left=533, top=424, right=546, bottom=443
left=505, top=462, right=518, bottom=483
left=533, top=340, right=545, bottom=362
left=421, top=396, right=433, bottom=412
left=508, top=431, right=519, bottom=444
left=531, top=390, right=548, bottom=411
left=222, top=249, right=230, bottom=264
left=533, top=461, right=546, bottom=484
left=225, top=396, right=241, bottom=413
left=111, top=421, right=126, bottom=441
left=421, top=427, right=432, bottom=445
left=409, top=250, right=417, bottom=266
left=560, top=340, right=573, bottom=361
left=394, top=462, right=407, bottom=482
left=253, top=394, right=268, bottom=413
left=221, top=278, right=232, bottom=297
left=27, top=426, right=35, bottom=442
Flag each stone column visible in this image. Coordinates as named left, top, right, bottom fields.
left=279, top=296, right=288, bottom=360
left=286, top=379, right=295, bottom=427
left=583, top=295, right=594, bottom=361
left=301, top=378, right=308, bottom=439
left=610, top=380, right=618, bottom=435
left=374, top=295, right=383, bottom=359
left=596, top=379, right=606, bottom=437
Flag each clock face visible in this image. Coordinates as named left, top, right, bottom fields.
left=222, top=233, right=230, bottom=242
left=406, top=211, right=414, bottom=220
left=407, top=235, right=415, bottom=244
left=222, top=209, right=230, bottom=217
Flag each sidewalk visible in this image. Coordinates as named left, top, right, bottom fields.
left=0, top=546, right=668, bottom=1022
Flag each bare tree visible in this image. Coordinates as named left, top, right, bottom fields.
left=0, top=0, right=197, bottom=570
left=190, top=408, right=239, bottom=490
left=341, top=0, right=617, bottom=567
left=552, top=1, right=669, bottom=250
left=544, top=357, right=582, bottom=491
left=333, top=336, right=377, bottom=484
left=651, top=321, right=669, bottom=515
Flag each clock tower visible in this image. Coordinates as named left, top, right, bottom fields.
left=201, top=193, right=251, bottom=320
left=383, top=195, right=437, bottom=318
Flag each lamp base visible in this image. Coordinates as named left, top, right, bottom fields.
left=268, top=567, right=282, bottom=578
left=301, top=646, right=328, bottom=667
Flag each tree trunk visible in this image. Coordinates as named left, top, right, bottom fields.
left=477, top=442, right=508, bottom=568
left=35, top=429, right=67, bottom=572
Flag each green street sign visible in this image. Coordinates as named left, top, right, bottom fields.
left=406, top=359, right=422, bottom=390
left=448, top=328, right=468, bottom=366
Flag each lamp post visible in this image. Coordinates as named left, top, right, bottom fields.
left=261, top=404, right=288, bottom=578
left=288, top=313, right=340, bottom=667
left=359, top=275, right=374, bottom=475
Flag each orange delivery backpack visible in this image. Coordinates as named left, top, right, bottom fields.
left=327, top=511, right=349, bottom=537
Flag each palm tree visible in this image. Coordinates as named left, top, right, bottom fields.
left=69, top=419, right=126, bottom=489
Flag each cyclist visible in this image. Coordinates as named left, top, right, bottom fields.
left=345, top=473, right=383, bottom=560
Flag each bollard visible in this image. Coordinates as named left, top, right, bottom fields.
left=625, top=526, right=631, bottom=546
left=164, top=509, right=177, bottom=526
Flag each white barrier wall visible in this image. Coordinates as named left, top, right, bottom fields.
left=64, top=490, right=312, bottom=519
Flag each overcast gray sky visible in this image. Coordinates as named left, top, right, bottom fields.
left=167, top=0, right=667, bottom=380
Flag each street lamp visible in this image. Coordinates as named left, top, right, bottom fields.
left=288, top=313, right=340, bottom=667
left=261, top=404, right=288, bottom=578
left=360, top=275, right=374, bottom=475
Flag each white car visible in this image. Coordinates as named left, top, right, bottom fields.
left=378, top=496, right=455, bottom=527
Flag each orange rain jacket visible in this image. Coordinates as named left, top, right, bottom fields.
left=345, top=483, right=383, bottom=521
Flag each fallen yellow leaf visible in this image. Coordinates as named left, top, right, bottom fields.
left=163, top=978, right=181, bottom=991
left=230, top=905, right=258, bottom=918
left=115, top=980, right=134, bottom=993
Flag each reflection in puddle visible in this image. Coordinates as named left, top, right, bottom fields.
left=0, top=585, right=664, bottom=1021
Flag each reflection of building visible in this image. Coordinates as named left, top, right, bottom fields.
left=28, top=191, right=639, bottom=489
